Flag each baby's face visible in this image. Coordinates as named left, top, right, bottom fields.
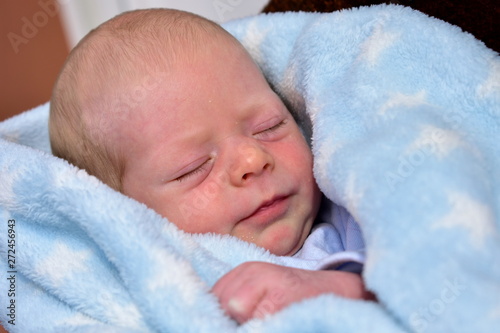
left=119, top=39, right=321, bottom=256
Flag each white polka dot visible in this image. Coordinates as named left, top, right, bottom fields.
left=406, top=125, right=463, bottom=159
left=477, top=58, right=500, bottom=100
left=240, top=20, right=269, bottom=65
left=35, top=242, right=90, bottom=287
left=378, top=91, right=427, bottom=116
left=0, top=167, right=21, bottom=210
left=359, top=25, right=400, bottom=67
left=432, top=192, right=494, bottom=248
left=147, top=248, right=205, bottom=305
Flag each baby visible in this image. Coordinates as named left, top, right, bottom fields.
left=49, top=8, right=372, bottom=323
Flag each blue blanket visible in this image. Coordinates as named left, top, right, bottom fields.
left=1, top=5, right=499, bottom=333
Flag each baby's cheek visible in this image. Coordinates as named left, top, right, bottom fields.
left=171, top=200, right=212, bottom=233
left=279, top=136, right=313, bottom=169
left=169, top=184, right=228, bottom=234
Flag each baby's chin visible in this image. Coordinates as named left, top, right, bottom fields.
left=258, top=222, right=311, bottom=257
left=275, top=239, right=306, bottom=257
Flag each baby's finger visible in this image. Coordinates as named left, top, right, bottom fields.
left=211, top=263, right=251, bottom=304
left=224, top=279, right=266, bottom=323
left=212, top=262, right=269, bottom=323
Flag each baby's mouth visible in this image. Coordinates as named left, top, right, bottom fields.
left=238, top=195, right=290, bottom=226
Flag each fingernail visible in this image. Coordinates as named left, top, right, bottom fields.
left=228, top=298, right=244, bottom=314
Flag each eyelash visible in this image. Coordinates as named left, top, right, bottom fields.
left=257, top=120, right=287, bottom=136
left=175, top=159, right=210, bottom=182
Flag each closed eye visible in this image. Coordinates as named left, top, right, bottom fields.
left=175, top=158, right=211, bottom=182
left=255, top=119, right=288, bottom=139
left=264, top=120, right=286, bottom=132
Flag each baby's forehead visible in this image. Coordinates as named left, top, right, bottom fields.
left=76, top=11, right=248, bottom=136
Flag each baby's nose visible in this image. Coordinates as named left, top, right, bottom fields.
left=228, top=140, right=274, bottom=186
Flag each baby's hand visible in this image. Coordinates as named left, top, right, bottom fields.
left=211, top=261, right=372, bottom=324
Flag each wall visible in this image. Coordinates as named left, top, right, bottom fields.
left=59, top=0, right=270, bottom=47
left=0, top=0, right=69, bottom=122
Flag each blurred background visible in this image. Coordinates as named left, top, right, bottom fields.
left=0, top=0, right=269, bottom=122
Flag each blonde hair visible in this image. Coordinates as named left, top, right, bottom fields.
left=49, top=9, right=234, bottom=191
